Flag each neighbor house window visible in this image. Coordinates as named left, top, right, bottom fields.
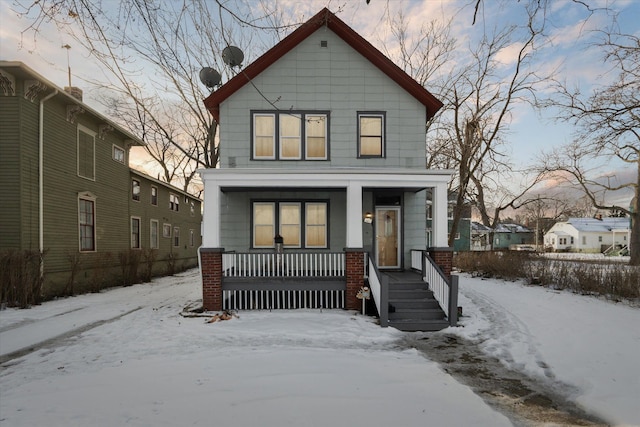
left=582, top=236, right=587, bottom=245
left=252, top=201, right=328, bottom=249
left=357, top=112, right=384, bottom=157
left=190, top=201, right=195, bottom=216
left=252, top=111, right=328, bottom=160
left=79, top=197, right=96, bottom=252
left=173, top=227, right=180, bottom=247
left=169, top=194, right=179, bottom=211
left=150, top=220, right=159, bottom=249
left=189, top=229, right=195, bottom=247
left=77, top=125, right=95, bottom=180
left=131, top=217, right=141, bottom=248
left=132, top=179, right=141, bottom=201
left=163, top=223, right=171, bottom=238
left=151, top=186, right=158, bottom=206
left=113, top=145, right=125, bottom=163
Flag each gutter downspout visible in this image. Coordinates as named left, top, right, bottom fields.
left=39, top=90, right=58, bottom=281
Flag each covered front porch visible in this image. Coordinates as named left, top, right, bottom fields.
left=198, top=168, right=454, bottom=323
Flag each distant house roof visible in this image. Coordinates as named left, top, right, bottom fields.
left=203, top=8, right=443, bottom=123
left=494, top=223, right=533, bottom=233
left=471, top=221, right=492, bottom=233
left=566, top=217, right=630, bottom=232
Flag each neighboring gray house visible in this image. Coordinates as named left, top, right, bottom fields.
left=493, top=223, right=535, bottom=250
left=197, top=8, right=457, bottom=331
left=544, top=217, right=631, bottom=253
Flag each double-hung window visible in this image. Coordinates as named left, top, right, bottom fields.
left=252, top=201, right=328, bottom=249
left=358, top=112, right=385, bottom=157
left=132, top=179, right=141, bottom=201
left=131, top=217, right=141, bottom=249
left=252, top=111, right=328, bottom=160
left=79, top=196, right=96, bottom=252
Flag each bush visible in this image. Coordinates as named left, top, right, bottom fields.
left=454, top=251, right=535, bottom=280
left=0, top=249, right=44, bottom=308
left=118, top=249, right=141, bottom=286
left=456, top=251, right=640, bottom=301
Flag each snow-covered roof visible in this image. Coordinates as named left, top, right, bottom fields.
left=471, top=221, right=492, bottom=232
left=566, top=217, right=630, bottom=232
left=494, top=223, right=532, bottom=233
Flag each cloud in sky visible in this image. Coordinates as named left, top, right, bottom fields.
left=1, top=0, right=635, bottom=204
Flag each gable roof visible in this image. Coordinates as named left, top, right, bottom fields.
left=567, top=217, right=630, bottom=232
left=203, top=8, right=443, bottom=123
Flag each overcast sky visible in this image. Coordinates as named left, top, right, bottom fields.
left=1, top=0, right=637, bottom=206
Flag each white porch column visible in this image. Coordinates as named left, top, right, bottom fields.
left=346, top=182, right=363, bottom=248
left=202, top=180, right=221, bottom=248
left=432, top=182, right=449, bottom=247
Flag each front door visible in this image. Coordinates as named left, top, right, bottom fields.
left=375, top=207, right=401, bottom=269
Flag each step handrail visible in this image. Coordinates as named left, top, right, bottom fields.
left=367, top=255, right=389, bottom=327
left=412, top=249, right=458, bottom=327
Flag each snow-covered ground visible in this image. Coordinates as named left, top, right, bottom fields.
left=0, top=268, right=638, bottom=426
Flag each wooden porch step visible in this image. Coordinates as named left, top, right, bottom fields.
left=389, top=298, right=441, bottom=310
left=388, top=318, right=450, bottom=332
left=389, top=289, right=434, bottom=299
left=389, top=308, right=445, bottom=320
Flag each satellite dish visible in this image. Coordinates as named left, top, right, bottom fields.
left=199, top=67, right=222, bottom=89
left=222, top=46, right=244, bottom=68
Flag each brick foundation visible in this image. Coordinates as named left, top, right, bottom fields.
left=345, top=249, right=365, bottom=310
left=428, top=247, right=453, bottom=280
left=200, top=248, right=223, bottom=311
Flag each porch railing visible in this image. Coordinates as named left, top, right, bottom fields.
left=410, top=249, right=458, bottom=327
left=367, top=254, right=389, bottom=327
left=223, top=252, right=345, bottom=278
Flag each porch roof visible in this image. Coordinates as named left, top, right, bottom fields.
left=198, top=167, right=453, bottom=191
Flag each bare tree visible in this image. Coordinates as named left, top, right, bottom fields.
left=540, top=26, right=639, bottom=264
left=439, top=1, right=552, bottom=247
left=15, top=0, right=294, bottom=194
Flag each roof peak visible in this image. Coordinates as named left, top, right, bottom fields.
left=203, top=7, right=442, bottom=122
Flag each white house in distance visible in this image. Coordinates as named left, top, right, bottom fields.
left=544, top=217, right=631, bottom=253
left=197, top=8, right=456, bottom=330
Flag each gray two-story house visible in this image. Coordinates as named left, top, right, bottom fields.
left=198, top=9, right=456, bottom=330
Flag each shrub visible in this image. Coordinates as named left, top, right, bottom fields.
left=118, top=249, right=141, bottom=286
left=0, top=249, right=44, bottom=308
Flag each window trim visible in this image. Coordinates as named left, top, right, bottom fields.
left=251, top=110, right=329, bottom=161
left=132, top=179, right=141, bottom=202
left=150, top=186, right=158, bottom=206
left=251, top=200, right=329, bottom=249
left=173, top=227, right=180, bottom=247
left=112, top=144, right=126, bottom=163
left=150, top=219, right=159, bottom=249
left=169, top=193, right=180, bottom=212
left=77, top=125, right=96, bottom=181
left=131, top=216, right=141, bottom=249
left=78, top=193, right=97, bottom=252
left=357, top=111, right=385, bottom=158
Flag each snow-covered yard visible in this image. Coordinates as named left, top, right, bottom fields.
left=1, top=268, right=638, bottom=426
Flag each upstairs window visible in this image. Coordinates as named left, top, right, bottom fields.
left=77, top=126, right=95, bottom=180
left=151, top=186, right=158, bottom=206
left=169, top=194, right=179, bottom=211
left=358, top=112, right=385, bottom=158
left=113, top=145, right=125, bottom=163
left=132, top=179, right=141, bottom=201
left=252, top=111, right=328, bottom=160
